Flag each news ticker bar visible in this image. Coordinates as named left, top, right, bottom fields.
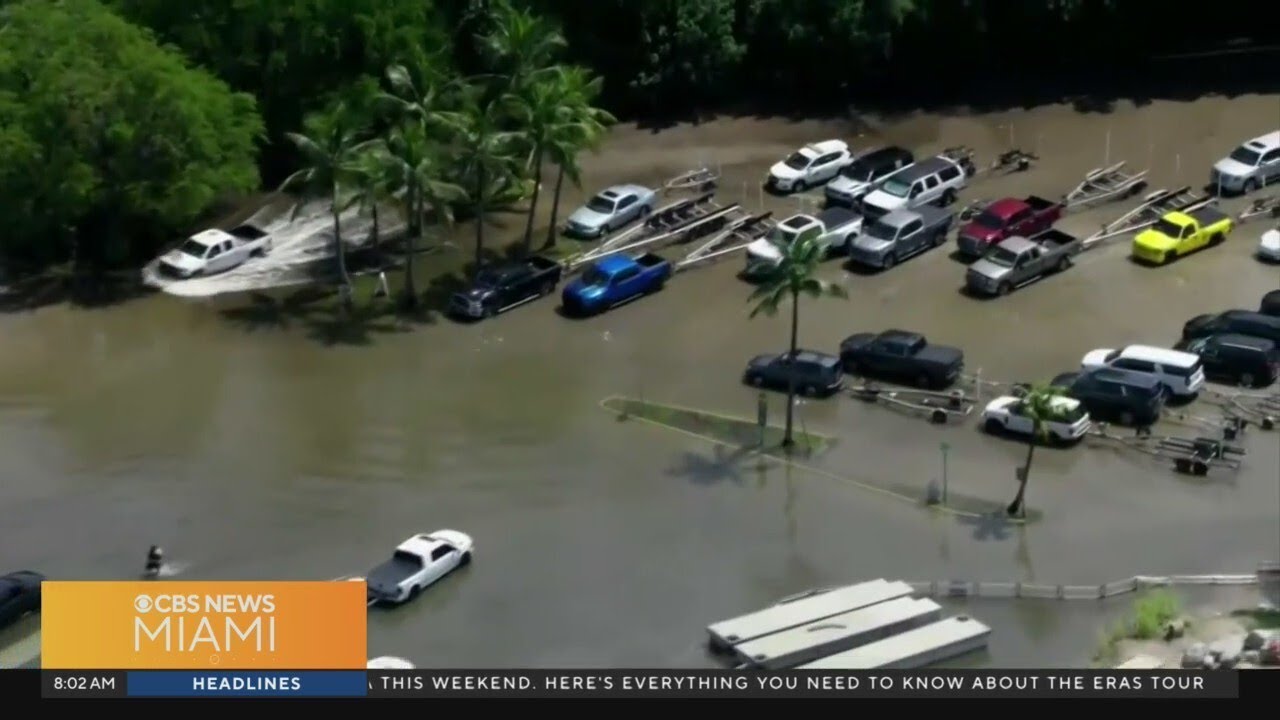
left=31, top=669, right=1243, bottom=699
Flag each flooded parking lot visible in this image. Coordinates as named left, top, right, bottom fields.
left=1, top=94, right=1277, bottom=667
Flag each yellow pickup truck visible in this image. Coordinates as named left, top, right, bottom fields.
left=1132, top=206, right=1234, bottom=265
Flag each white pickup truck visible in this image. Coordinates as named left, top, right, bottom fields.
left=157, top=224, right=273, bottom=279
left=365, top=530, right=474, bottom=605
left=744, top=207, right=863, bottom=277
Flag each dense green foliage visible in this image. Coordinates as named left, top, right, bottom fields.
left=0, top=0, right=261, bottom=274
left=1, top=0, right=1272, bottom=283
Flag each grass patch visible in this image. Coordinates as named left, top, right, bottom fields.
left=603, top=396, right=833, bottom=457
left=1093, top=590, right=1183, bottom=665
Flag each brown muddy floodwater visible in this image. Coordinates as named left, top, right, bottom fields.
left=1, top=95, right=1278, bottom=668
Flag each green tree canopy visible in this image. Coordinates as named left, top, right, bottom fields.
left=0, top=0, right=262, bottom=273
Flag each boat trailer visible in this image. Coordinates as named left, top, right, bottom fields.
left=1204, top=387, right=1280, bottom=431
left=1239, top=194, right=1280, bottom=224
left=1082, top=185, right=1215, bottom=248
left=1087, top=423, right=1246, bottom=476
left=563, top=191, right=749, bottom=272
left=664, top=166, right=720, bottom=195
left=848, top=383, right=976, bottom=424
left=1064, top=162, right=1150, bottom=210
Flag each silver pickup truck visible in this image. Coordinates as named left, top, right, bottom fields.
left=965, top=230, right=1081, bottom=296
left=848, top=205, right=953, bottom=270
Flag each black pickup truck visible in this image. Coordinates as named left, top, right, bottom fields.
left=839, top=329, right=965, bottom=389
left=448, top=256, right=563, bottom=320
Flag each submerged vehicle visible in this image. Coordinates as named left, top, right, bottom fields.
left=157, top=225, right=272, bottom=278
left=365, top=532, right=474, bottom=605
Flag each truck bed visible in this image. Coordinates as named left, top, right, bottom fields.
left=817, top=206, right=861, bottom=229
left=634, top=252, right=669, bottom=269
left=1186, top=205, right=1230, bottom=227
left=1024, top=195, right=1062, bottom=213
left=525, top=255, right=562, bottom=274
left=915, top=344, right=964, bottom=367
left=228, top=224, right=268, bottom=242
left=1031, top=228, right=1078, bottom=249
left=366, top=555, right=420, bottom=596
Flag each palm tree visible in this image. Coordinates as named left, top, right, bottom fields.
left=479, top=0, right=566, bottom=95
left=280, top=104, right=362, bottom=306
left=445, top=82, right=522, bottom=276
left=508, top=68, right=569, bottom=253
left=1006, top=384, right=1068, bottom=518
left=378, top=125, right=466, bottom=307
left=543, top=67, right=616, bottom=250
left=747, top=235, right=848, bottom=449
left=376, top=62, right=465, bottom=307
left=346, top=147, right=395, bottom=252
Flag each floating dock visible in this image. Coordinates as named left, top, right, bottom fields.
left=733, top=596, right=943, bottom=670
left=795, top=615, right=991, bottom=669
left=707, top=579, right=914, bottom=652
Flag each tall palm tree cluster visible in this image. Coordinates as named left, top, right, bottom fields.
left=280, top=2, right=615, bottom=310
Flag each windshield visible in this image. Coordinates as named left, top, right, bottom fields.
left=784, top=152, right=811, bottom=170
left=840, top=161, right=871, bottom=181
left=1151, top=218, right=1184, bottom=237
left=766, top=227, right=799, bottom=246
left=581, top=268, right=609, bottom=287
left=586, top=196, right=616, bottom=214
left=1229, top=147, right=1262, bottom=166
left=179, top=240, right=208, bottom=258
left=864, top=221, right=896, bottom=242
left=880, top=179, right=910, bottom=198
left=983, top=246, right=1019, bottom=267
left=972, top=211, right=1006, bottom=230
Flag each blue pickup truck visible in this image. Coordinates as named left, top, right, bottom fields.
left=561, top=252, right=672, bottom=316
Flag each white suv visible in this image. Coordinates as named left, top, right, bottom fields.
left=1210, top=131, right=1280, bottom=195
left=766, top=140, right=853, bottom=193
left=1081, top=345, right=1205, bottom=398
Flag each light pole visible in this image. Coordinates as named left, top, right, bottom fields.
left=940, top=441, right=950, bottom=506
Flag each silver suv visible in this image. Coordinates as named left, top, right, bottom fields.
left=1210, top=131, right=1280, bottom=195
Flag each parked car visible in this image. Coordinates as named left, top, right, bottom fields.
left=1131, top=206, right=1234, bottom=265
left=448, top=256, right=563, bottom=320
left=0, top=570, right=44, bottom=630
left=1258, top=227, right=1280, bottom=262
left=955, top=196, right=1065, bottom=258
left=860, top=156, right=968, bottom=220
left=766, top=140, right=854, bottom=193
left=1174, top=334, right=1280, bottom=388
left=1210, top=131, right=1280, bottom=195
left=981, top=394, right=1092, bottom=443
left=964, top=230, right=1081, bottom=296
left=1261, top=290, right=1280, bottom=317
left=824, top=146, right=915, bottom=206
left=839, top=329, right=964, bottom=389
left=564, top=185, right=656, bottom=239
left=1051, top=368, right=1166, bottom=427
left=744, top=207, right=863, bottom=277
left=561, top=253, right=671, bottom=316
left=365, top=531, right=473, bottom=605
left=743, top=350, right=845, bottom=397
left=848, top=205, right=953, bottom=270
left=1183, top=309, right=1280, bottom=345
left=1080, top=344, right=1205, bottom=398
left=157, top=225, right=272, bottom=278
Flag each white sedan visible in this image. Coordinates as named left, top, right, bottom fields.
left=982, top=395, right=1092, bottom=442
left=766, top=140, right=853, bottom=193
left=1258, top=228, right=1280, bottom=262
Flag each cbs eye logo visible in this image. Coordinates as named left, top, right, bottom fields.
left=133, top=595, right=154, bottom=613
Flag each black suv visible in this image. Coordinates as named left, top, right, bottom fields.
left=1176, top=334, right=1280, bottom=388
left=744, top=350, right=844, bottom=397
left=1050, top=368, right=1166, bottom=426
left=1182, top=310, right=1280, bottom=344
left=1261, top=289, right=1280, bottom=317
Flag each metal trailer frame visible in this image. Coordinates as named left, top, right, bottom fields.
left=847, top=383, right=976, bottom=424
left=1203, top=387, right=1280, bottom=431
left=674, top=211, right=775, bottom=270
left=1082, top=185, right=1215, bottom=248
left=1064, top=162, right=1150, bottom=210
left=1239, top=194, right=1280, bottom=224
left=664, top=166, right=720, bottom=195
left=562, top=192, right=740, bottom=271
left=1084, top=424, right=1246, bottom=476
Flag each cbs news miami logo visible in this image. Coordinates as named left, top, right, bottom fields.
left=41, top=581, right=367, bottom=669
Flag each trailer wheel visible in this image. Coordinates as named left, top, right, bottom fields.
left=1263, top=417, right=1275, bottom=431
left=1175, top=458, right=1191, bottom=474
left=1192, top=460, right=1209, bottom=476
left=929, top=409, right=947, bottom=424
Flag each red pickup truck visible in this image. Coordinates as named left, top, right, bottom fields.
left=956, top=195, right=1064, bottom=257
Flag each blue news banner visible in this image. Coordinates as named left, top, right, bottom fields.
left=35, top=669, right=1244, bottom=699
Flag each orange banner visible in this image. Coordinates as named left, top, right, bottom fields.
left=40, top=581, right=367, bottom=669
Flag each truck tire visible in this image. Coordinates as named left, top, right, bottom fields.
left=996, top=282, right=1012, bottom=296
left=460, top=552, right=472, bottom=567
left=1243, top=178, right=1259, bottom=194
left=932, top=230, right=947, bottom=247
left=940, top=189, right=957, bottom=206
left=915, top=372, right=932, bottom=389
left=802, top=384, right=818, bottom=397
left=984, top=418, right=1003, bottom=434
left=1055, top=255, right=1071, bottom=272
left=408, top=586, right=421, bottom=600
left=1118, top=410, right=1136, bottom=426
left=540, top=280, right=555, bottom=296
left=749, top=373, right=765, bottom=388
left=640, top=205, right=652, bottom=218
left=794, top=179, right=807, bottom=192
left=1239, top=372, right=1256, bottom=388
left=1209, top=233, right=1224, bottom=246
